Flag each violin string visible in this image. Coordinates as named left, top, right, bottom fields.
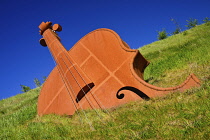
left=48, top=45, right=83, bottom=123
left=60, top=54, right=103, bottom=117
left=55, top=41, right=102, bottom=120
left=49, top=42, right=95, bottom=130
left=52, top=29, right=111, bottom=117
left=50, top=28, right=111, bottom=123
left=62, top=44, right=112, bottom=117
left=58, top=57, right=95, bottom=130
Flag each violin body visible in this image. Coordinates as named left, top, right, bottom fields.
left=38, top=22, right=200, bottom=116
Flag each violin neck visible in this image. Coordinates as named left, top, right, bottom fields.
left=42, top=29, right=70, bottom=64
left=42, top=28, right=93, bottom=95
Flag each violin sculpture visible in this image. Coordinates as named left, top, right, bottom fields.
left=38, top=22, right=200, bottom=116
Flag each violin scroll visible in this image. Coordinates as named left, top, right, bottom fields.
left=39, top=21, right=52, bottom=35
left=39, top=22, right=62, bottom=34
left=39, top=22, right=62, bottom=47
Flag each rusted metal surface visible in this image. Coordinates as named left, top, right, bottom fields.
left=38, top=22, right=201, bottom=116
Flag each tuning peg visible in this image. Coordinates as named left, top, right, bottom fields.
left=52, top=24, right=62, bottom=32
left=39, top=21, right=52, bottom=35
left=39, top=38, right=47, bottom=47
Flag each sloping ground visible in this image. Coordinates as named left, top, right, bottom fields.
left=0, top=23, right=209, bottom=139
left=140, top=24, right=210, bottom=88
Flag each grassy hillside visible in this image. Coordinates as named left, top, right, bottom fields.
left=1, top=23, right=210, bottom=140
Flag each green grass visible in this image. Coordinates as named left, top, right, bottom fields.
left=140, top=23, right=210, bottom=87
left=1, top=23, right=210, bottom=140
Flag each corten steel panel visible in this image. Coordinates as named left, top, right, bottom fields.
left=69, top=43, right=90, bottom=66
left=38, top=22, right=201, bottom=116
left=80, top=56, right=110, bottom=86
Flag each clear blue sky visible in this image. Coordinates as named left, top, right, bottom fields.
left=0, top=0, right=209, bottom=100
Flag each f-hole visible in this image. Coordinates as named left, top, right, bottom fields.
left=76, top=83, right=95, bottom=103
left=116, top=86, right=150, bottom=100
